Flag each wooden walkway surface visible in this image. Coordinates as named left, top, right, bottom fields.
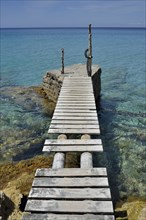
left=23, top=75, right=115, bottom=219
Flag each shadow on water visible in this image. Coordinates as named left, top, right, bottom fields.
left=94, top=96, right=121, bottom=206
left=12, top=141, right=44, bottom=161
left=1, top=195, right=15, bottom=220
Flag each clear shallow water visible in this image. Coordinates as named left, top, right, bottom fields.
left=0, top=28, right=146, bottom=199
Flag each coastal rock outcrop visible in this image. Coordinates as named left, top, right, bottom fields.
left=43, top=71, right=64, bottom=103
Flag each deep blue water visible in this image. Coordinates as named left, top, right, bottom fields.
left=0, top=28, right=146, bottom=198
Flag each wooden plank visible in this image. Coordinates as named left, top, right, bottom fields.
left=35, top=168, right=107, bottom=177
left=53, top=112, right=97, bottom=116
left=64, top=78, right=91, bottom=81
left=56, top=104, right=96, bottom=108
left=58, top=98, right=95, bottom=101
left=23, top=213, right=115, bottom=220
left=49, top=124, right=99, bottom=129
left=52, top=116, right=98, bottom=120
left=56, top=105, right=96, bottom=108
left=61, top=86, right=92, bottom=88
left=64, top=78, right=91, bottom=80
left=61, top=86, right=92, bottom=89
left=60, top=91, right=93, bottom=93
left=54, top=109, right=97, bottom=113
left=43, top=145, right=103, bottom=152
left=54, top=108, right=97, bottom=111
left=61, top=89, right=93, bottom=92
left=48, top=128, right=100, bottom=134
left=63, top=80, right=91, bottom=81
left=60, top=92, right=93, bottom=95
left=51, top=120, right=99, bottom=124
left=62, top=84, right=92, bottom=87
left=56, top=102, right=96, bottom=106
left=57, top=100, right=95, bottom=103
left=32, top=177, right=108, bottom=187
left=28, top=188, right=111, bottom=199
left=25, top=200, right=114, bottom=213
left=62, top=85, right=92, bottom=87
left=59, top=95, right=94, bottom=98
left=44, top=139, right=102, bottom=145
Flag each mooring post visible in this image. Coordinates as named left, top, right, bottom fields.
left=61, top=48, right=64, bottom=74
left=84, top=24, right=93, bottom=76
left=88, top=24, right=92, bottom=76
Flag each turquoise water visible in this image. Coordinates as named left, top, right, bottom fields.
left=0, top=28, right=146, bottom=199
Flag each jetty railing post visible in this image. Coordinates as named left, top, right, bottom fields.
left=84, top=24, right=93, bottom=77
left=61, top=48, right=64, bottom=74
left=88, top=24, right=92, bottom=76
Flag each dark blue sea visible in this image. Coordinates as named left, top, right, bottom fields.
left=0, top=28, right=146, bottom=199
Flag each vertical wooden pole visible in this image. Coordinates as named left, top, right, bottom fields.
left=52, top=134, right=67, bottom=169
left=80, top=134, right=93, bottom=168
left=61, top=48, right=64, bottom=74
left=88, top=24, right=92, bottom=76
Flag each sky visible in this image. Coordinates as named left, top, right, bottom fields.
left=0, top=0, right=146, bottom=28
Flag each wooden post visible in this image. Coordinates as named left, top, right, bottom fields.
left=61, top=48, right=64, bottom=74
left=52, top=134, right=67, bottom=169
left=80, top=134, right=93, bottom=168
left=88, top=24, right=92, bottom=77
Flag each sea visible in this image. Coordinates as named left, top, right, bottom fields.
left=0, top=27, right=146, bottom=199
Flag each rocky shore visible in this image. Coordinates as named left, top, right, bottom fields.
left=0, top=64, right=145, bottom=219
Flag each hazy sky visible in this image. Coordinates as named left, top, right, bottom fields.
left=0, top=0, right=145, bottom=28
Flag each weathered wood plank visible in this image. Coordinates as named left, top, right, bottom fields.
left=50, top=124, right=99, bottom=129
left=44, top=139, right=102, bottom=145
left=64, top=78, right=91, bottom=80
left=64, top=78, right=91, bottom=81
left=60, top=91, right=93, bottom=94
left=61, top=86, right=92, bottom=89
left=53, top=112, right=97, bottom=116
left=62, top=85, right=92, bottom=87
left=54, top=109, right=97, bottom=113
left=28, top=187, right=111, bottom=199
left=60, top=92, right=93, bottom=94
left=32, top=177, right=108, bottom=187
left=48, top=128, right=100, bottom=134
left=58, top=98, right=95, bottom=102
left=59, top=95, right=94, bottom=98
left=57, top=101, right=95, bottom=104
left=56, top=105, right=96, bottom=108
left=51, top=120, right=99, bottom=124
left=35, top=168, right=107, bottom=177
left=43, top=145, right=103, bottom=152
left=23, top=213, right=115, bottom=220
left=61, top=85, right=92, bottom=88
left=54, top=110, right=96, bottom=113
left=52, top=116, right=98, bottom=120
left=25, top=200, right=114, bottom=213
left=56, top=105, right=97, bottom=108
left=61, top=90, right=93, bottom=92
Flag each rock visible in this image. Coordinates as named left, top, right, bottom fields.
left=43, top=71, right=64, bottom=103
left=138, top=208, right=146, bottom=220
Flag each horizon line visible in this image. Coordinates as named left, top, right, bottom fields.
left=1, top=26, right=146, bottom=29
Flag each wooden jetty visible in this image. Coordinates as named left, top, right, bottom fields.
left=23, top=73, right=115, bottom=219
